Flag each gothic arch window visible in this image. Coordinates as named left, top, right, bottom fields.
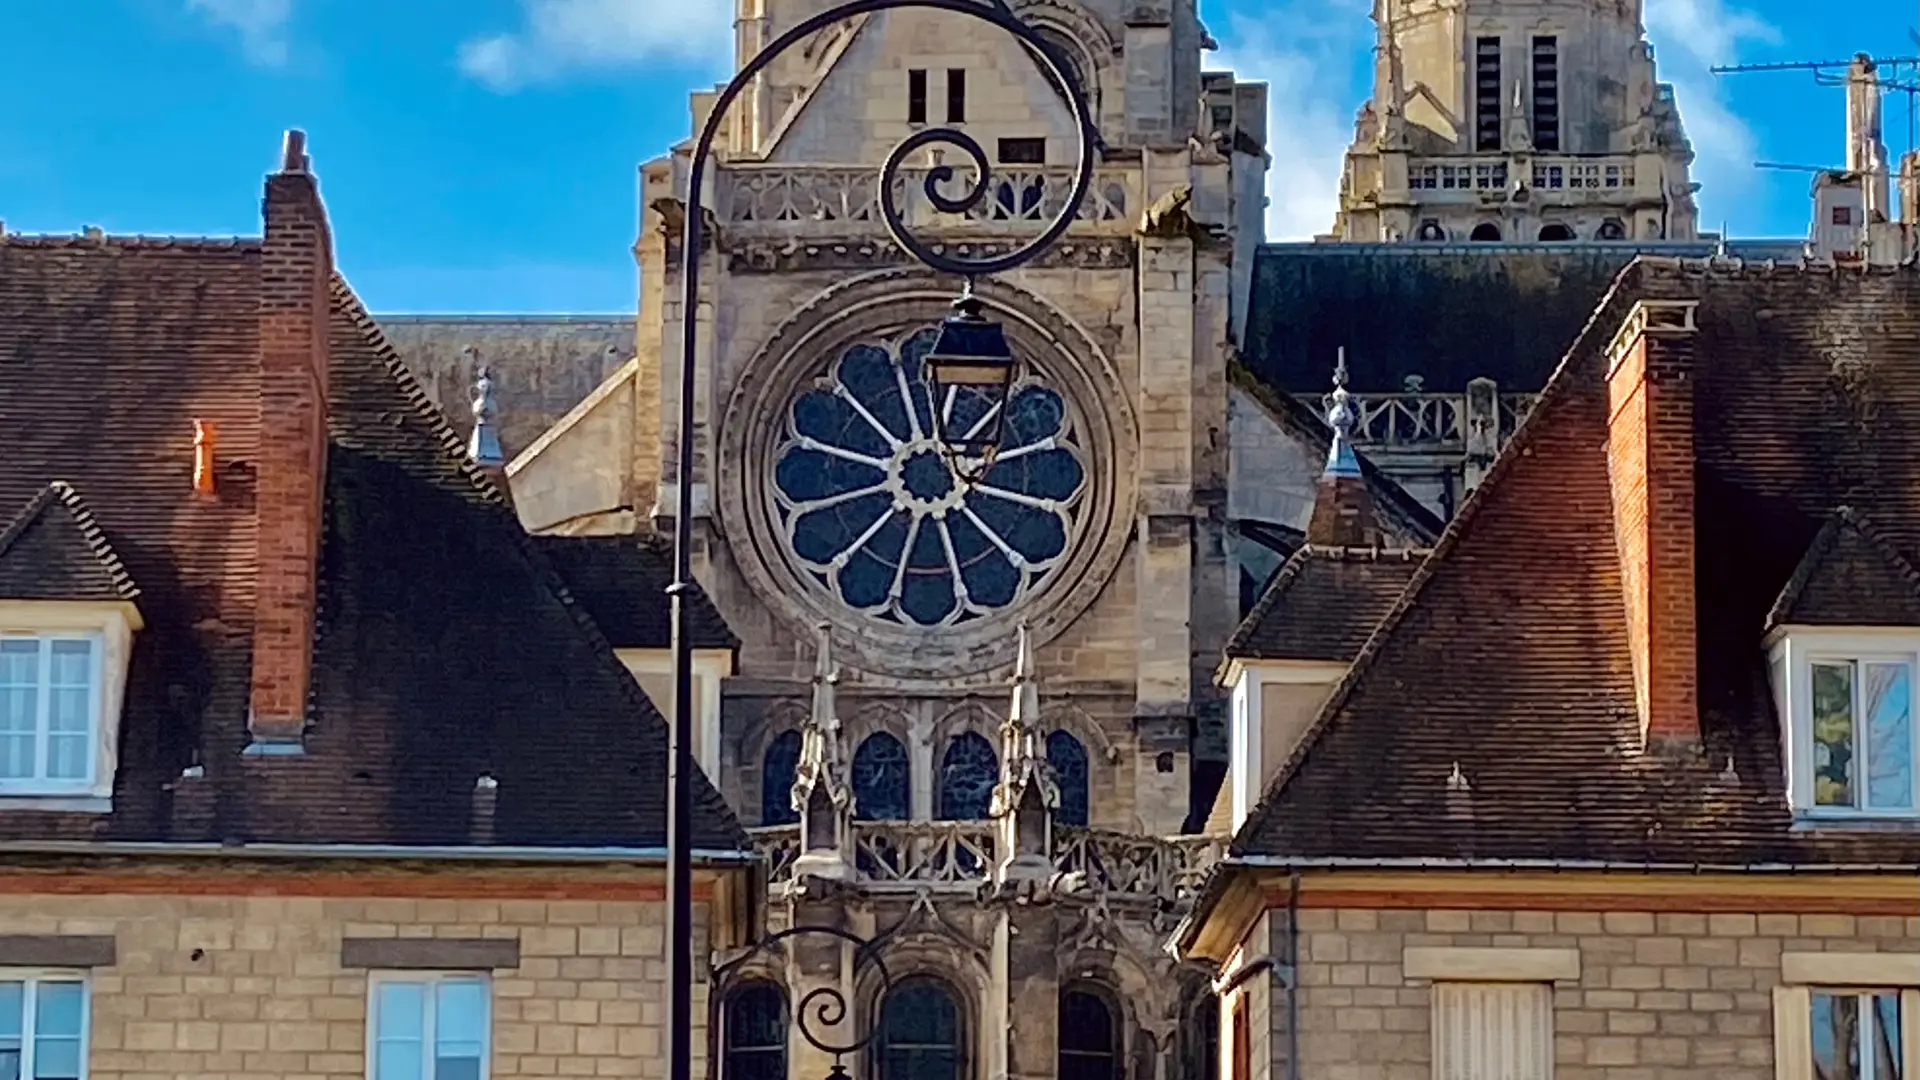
left=761, top=730, right=802, bottom=826
left=1538, top=222, right=1575, bottom=241
left=876, top=977, right=967, bottom=1080
left=1059, top=984, right=1121, bottom=1080
left=853, top=732, right=911, bottom=821
left=1598, top=217, right=1628, bottom=240
left=772, top=327, right=1088, bottom=629
left=1033, top=26, right=1092, bottom=103
left=1470, top=222, right=1502, bottom=242
left=1176, top=989, right=1219, bottom=1080
left=939, top=732, right=999, bottom=820
left=1046, top=729, right=1090, bottom=826
left=723, top=981, right=787, bottom=1080
left=1416, top=220, right=1447, bottom=241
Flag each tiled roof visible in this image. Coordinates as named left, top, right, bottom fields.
left=1224, top=546, right=1427, bottom=664
left=1766, top=507, right=1920, bottom=630
left=1239, top=241, right=1802, bottom=395
left=535, top=533, right=739, bottom=651
left=1233, top=258, right=1920, bottom=867
left=0, top=230, right=744, bottom=850
left=0, top=482, right=139, bottom=602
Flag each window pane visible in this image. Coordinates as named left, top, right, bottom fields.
left=0, top=982, right=24, bottom=1080
left=434, top=977, right=488, bottom=1073
left=1864, top=663, right=1915, bottom=810
left=374, top=982, right=427, bottom=1080
left=43, top=642, right=91, bottom=782
left=761, top=731, right=802, bottom=826
left=852, top=734, right=910, bottom=822
left=1045, top=732, right=1090, bottom=828
left=938, top=733, right=997, bottom=821
left=0, top=642, right=41, bottom=781
left=31, top=985, right=80, bottom=1040
left=1811, top=992, right=1861, bottom=1080
left=1432, top=982, right=1552, bottom=1080
left=1812, top=661, right=1857, bottom=806
left=1873, top=992, right=1903, bottom=1080
left=724, top=983, right=787, bottom=1080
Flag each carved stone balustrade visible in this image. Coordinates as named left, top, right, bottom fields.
left=1318, top=390, right=1539, bottom=453
left=717, top=165, right=1137, bottom=240
left=746, top=822, right=1227, bottom=908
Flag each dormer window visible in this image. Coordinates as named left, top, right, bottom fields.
left=0, top=633, right=101, bottom=791
left=1770, top=633, right=1920, bottom=818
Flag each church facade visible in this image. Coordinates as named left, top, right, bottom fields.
left=384, top=1, right=1730, bottom=1079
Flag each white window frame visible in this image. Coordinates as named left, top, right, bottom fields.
left=1430, top=981, right=1554, bottom=1080
left=0, top=632, right=104, bottom=796
left=0, top=969, right=92, bottom=1080
left=365, top=971, right=492, bottom=1080
left=1774, top=979, right=1920, bottom=1080
left=1768, top=629, right=1920, bottom=820
left=0, top=600, right=138, bottom=810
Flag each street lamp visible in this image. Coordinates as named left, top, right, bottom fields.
left=667, top=3, right=1098, bottom=1080
left=709, top=925, right=894, bottom=1080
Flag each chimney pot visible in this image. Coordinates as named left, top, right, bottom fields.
left=281, top=129, right=310, bottom=174
left=193, top=420, right=218, bottom=496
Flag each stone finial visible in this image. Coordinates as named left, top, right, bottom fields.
left=791, top=625, right=853, bottom=878
left=467, top=360, right=505, bottom=470
left=1307, top=350, right=1382, bottom=549
left=1505, top=78, right=1532, bottom=152
left=992, top=626, right=1060, bottom=882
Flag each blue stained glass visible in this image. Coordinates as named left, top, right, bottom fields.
left=1046, top=730, right=1090, bottom=827
left=772, top=329, right=1088, bottom=627
left=877, top=978, right=963, bottom=1080
left=939, top=733, right=999, bottom=821
left=853, top=733, right=911, bottom=821
left=762, top=730, right=802, bottom=826
left=724, top=983, right=788, bottom=1080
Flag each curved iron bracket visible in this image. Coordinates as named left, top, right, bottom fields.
left=713, top=924, right=895, bottom=1063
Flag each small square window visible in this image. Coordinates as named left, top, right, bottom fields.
left=1835, top=206, right=1857, bottom=226
left=0, top=974, right=89, bottom=1080
left=1809, top=990, right=1906, bottom=1080
left=370, top=974, right=490, bottom=1080
left=0, top=634, right=102, bottom=793
left=1774, top=634, right=1920, bottom=819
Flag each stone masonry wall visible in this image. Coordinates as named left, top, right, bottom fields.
left=1269, top=904, right=1920, bottom=1080
left=0, top=886, right=710, bottom=1080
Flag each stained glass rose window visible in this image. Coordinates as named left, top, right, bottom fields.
left=773, top=327, right=1087, bottom=627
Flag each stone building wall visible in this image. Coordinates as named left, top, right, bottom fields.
left=1237, top=903, right=1920, bottom=1080
left=0, top=871, right=715, bottom=1080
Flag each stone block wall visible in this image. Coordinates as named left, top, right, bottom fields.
left=0, top=879, right=713, bottom=1080
left=1253, top=904, right=1920, bottom=1080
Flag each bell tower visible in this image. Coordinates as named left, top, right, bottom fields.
left=1330, top=0, right=1700, bottom=244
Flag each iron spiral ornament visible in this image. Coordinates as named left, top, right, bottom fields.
left=711, top=925, right=895, bottom=1065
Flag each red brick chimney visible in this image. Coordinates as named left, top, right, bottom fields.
left=248, top=130, right=333, bottom=754
left=1604, top=298, right=1700, bottom=750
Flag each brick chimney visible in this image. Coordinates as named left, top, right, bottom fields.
left=1604, top=298, right=1700, bottom=750
left=248, top=130, right=334, bottom=754
left=1306, top=350, right=1382, bottom=548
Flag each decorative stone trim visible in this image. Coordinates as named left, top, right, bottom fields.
left=0, top=934, right=116, bottom=968
left=1402, top=946, right=1581, bottom=982
left=1781, top=950, right=1920, bottom=987
left=1605, top=299, right=1699, bottom=377
left=340, top=937, right=520, bottom=971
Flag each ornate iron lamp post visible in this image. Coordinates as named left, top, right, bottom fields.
left=709, top=926, right=895, bottom=1080
left=666, top=3, right=1101, bottom=1080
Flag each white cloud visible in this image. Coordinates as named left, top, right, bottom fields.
left=1208, top=3, right=1370, bottom=241
left=460, top=0, right=733, bottom=92
left=186, top=0, right=293, bottom=66
left=1644, top=0, right=1782, bottom=206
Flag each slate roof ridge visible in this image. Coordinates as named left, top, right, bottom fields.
left=329, top=276, right=749, bottom=849
left=1227, top=255, right=1675, bottom=858
left=0, top=481, right=140, bottom=601
left=1766, top=505, right=1920, bottom=630
left=1226, top=361, right=1445, bottom=542
left=1222, top=543, right=1431, bottom=660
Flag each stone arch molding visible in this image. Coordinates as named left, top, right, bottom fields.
left=718, top=267, right=1138, bottom=684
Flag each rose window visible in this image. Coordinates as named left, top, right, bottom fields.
left=772, top=327, right=1087, bottom=627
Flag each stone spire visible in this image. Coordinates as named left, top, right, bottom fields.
left=991, top=625, right=1059, bottom=883
left=466, top=350, right=505, bottom=470
left=1306, top=350, right=1383, bottom=549
left=1505, top=77, right=1532, bottom=152
left=791, top=624, right=853, bottom=880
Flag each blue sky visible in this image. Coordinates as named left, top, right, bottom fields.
left=0, top=0, right=1912, bottom=312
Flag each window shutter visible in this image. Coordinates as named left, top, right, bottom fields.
left=1772, top=985, right=1810, bottom=1080
left=1431, top=983, right=1552, bottom=1080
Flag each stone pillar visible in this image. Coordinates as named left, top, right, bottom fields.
left=1461, top=376, right=1500, bottom=493
left=783, top=898, right=855, bottom=1080
left=1135, top=224, right=1196, bottom=836
left=995, top=906, right=1061, bottom=1080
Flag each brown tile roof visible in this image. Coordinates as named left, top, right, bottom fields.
left=0, top=230, right=744, bottom=851
left=0, top=483, right=139, bottom=602
left=1232, top=258, right=1920, bottom=868
left=535, top=534, right=739, bottom=651
left=1224, top=546, right=1427, bottom=664
left=1766, top=507, right=1920, bottom=630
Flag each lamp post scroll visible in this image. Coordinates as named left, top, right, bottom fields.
left=667, top=5, right=1103, bottom=1080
